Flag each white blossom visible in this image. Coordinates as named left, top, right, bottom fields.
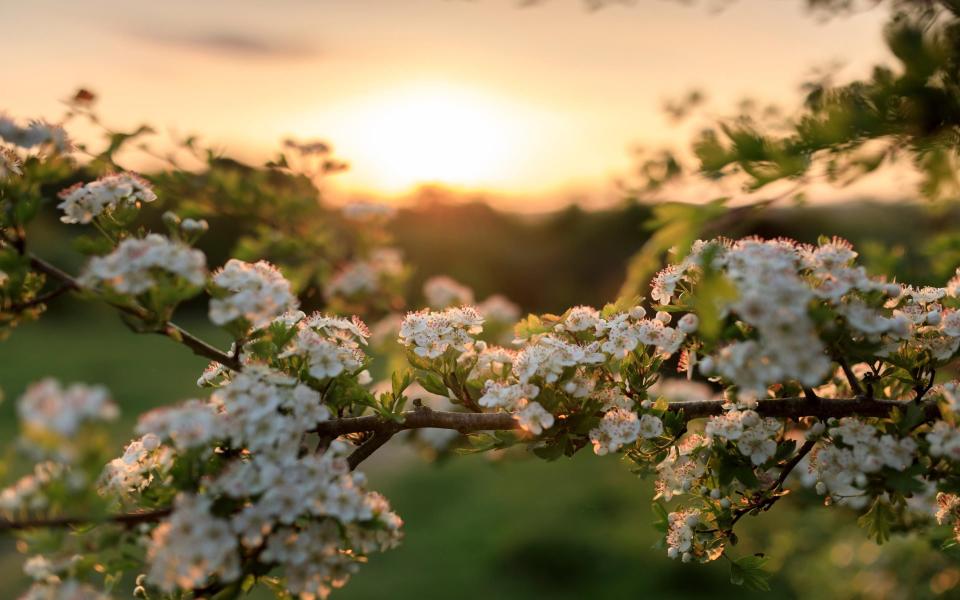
left=515, top=400, right=555, bottom=435
left=147, top=494, right=241, bottom=592
left=17, top=379, right=118, bottom=437
left=209, top=259, right=298, bottom=329
left=80, top=234, right=206, bottom=295
left=399, top=307, right=483, bottom=359
left=423, top=275, right=474, bottom=308
left=590, top=408, right=641, bottom=455
left=57, top=173, right=156, bottom=224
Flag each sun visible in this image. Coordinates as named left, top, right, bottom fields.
left=323, top=83, right=529, bottom=193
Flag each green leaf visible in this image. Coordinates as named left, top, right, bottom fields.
left=858, top=498, right=894, bottom=544
left=729, top=554, right=771, bottom=591
left=532, top=441, right=565, bottom=461
left=417, top=371, right=448, bottom=397
left=652, top=502, right=670, bottom=533
left=897, top=402, right=925, bottom=435
left=392, top=369, right=413, bottom=399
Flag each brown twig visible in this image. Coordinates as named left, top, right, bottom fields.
left=4, top=242, right=241, bottom=371
left=728, top=438, right=818, bottom=529
left=0, top=508, right=171, bottom=532
left=347, top=430, right=397, bottom=470
left=313, top=396, right=939, bottom=440
left=5, top=284, right=72, bottom=311
left=836, top=357, right=864, bottom=397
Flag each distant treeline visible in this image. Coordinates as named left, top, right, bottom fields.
left=392, top=198, right=952, bottom=314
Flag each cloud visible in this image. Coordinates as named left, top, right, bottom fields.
left=128, top=28, right=317, bottom=59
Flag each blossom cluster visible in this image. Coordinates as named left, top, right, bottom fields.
left=665, top=509, right=719, bottom=562
left=705, top=409, right=781, bottom=466
left=678, top=238, right=960, bottom=403
left=423, top=275, right=475, bottom=308
left=687, top=239, right=833, bottom=402
left=0, top=462, right=73, bottom=515
left=460, top=303, right=686, bottom=437
left=56, top=173, right=157, bottom=224
left=655, top=434, right=708, bottom=502
left=99, top=433, right=174, bottom=498
left=0, top=114, right=70, bottom=152
left=209, top=259, right=299, bottom=330
left=812, top=418, right=918, bottom=507
left=277, top=312, right=370, bottom=380
left=325, top=248, right=404, bottom=299
left=146, top=494, right=240, bottom=590
left=399, top=306, right=484, bottom=359
left=79, top=234, right=206, bottom=295
left=101, top=358, right=402, bottom=597
left=17, top=378, right=118, bottom=438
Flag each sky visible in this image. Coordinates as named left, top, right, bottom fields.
left=3, top=0, right=902, bottom=210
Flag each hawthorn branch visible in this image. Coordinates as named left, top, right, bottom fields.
left=2, top=239, right=241, bottom=371
left=836, top=357, right=864, bottom=397
left=347, top=430, right=396, bottom=470
left=315, top=396, right=941, bottom=438
left=773, top=438, right=817, bottom=491
left=728, top=438, right=818, bottom=530
left=314, top=409, right=520, bottom=437
left=5, top=284, right=72, bottom=312
left=0, top=508, right=171, bottom=532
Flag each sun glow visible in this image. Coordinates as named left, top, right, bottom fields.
left=313, top=83, right=537, bottom=193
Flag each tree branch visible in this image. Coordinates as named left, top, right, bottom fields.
left=836, top=357, right=864, bottom=397
left=347, top=430, right=396, bottom=470
left=314, top=409, right=520, bottom=437
left=5, top=284, right=72, bottom=312
left=773, top=438, right=817, bottom=491
left=729, top=438, right=818, bottom=530
left=314, top=396, right=941, bottom=438
left=9, top=244, right=241, bottom=371
left=0, top=508, right=171, bottom=532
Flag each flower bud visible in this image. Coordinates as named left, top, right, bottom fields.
left=655, top=311, right=672, bottom=325
left=162, top=211, right=181, bottom=228
left=806, top=422, right=825, bottom=439
left=181, top=218, right=209, bottom=235
left=678, top=313, right=699, bottom=334
left=699, top=356, right=714, bottom=375
left=889, top=314, right=910, bottom=337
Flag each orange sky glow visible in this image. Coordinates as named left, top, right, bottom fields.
left=4, top=0, right=908, bottom=210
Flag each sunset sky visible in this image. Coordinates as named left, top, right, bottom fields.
left=5, top=0, right=903, bottom=209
